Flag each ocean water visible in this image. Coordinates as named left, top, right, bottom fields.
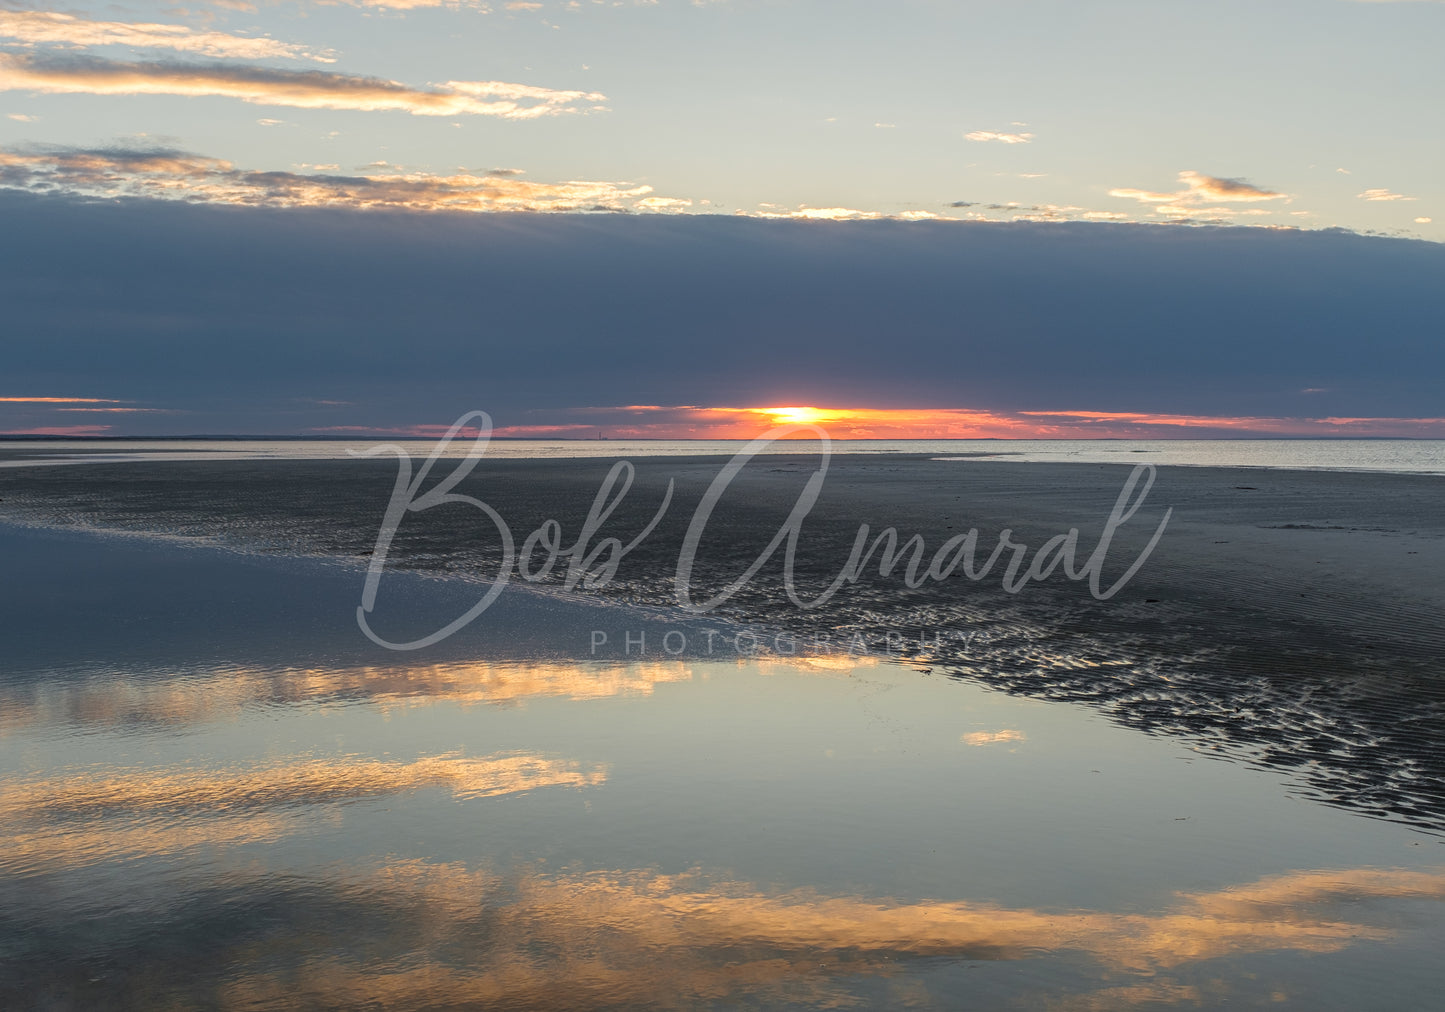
left=3, top=437, right=1445, bottom=475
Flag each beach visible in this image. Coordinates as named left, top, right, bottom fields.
left=2, top=451, right=1443, bottom=1008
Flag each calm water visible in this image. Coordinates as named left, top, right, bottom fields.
left=2, top=525, right=1443, bottom=1009
left=3, top=438, right=1445, bottom=475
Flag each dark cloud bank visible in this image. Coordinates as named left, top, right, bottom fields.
left=1, top=190, right=1442, bottom=431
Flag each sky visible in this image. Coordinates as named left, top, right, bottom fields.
left=1, top=0, right=1442, bottom=437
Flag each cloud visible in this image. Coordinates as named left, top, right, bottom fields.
left=54, top=406, right=174, bottom=413
left=1112, top=170, right=1286, bottom=206
left=1110, top=171, right=1288, bottom=221
left=635, top=195, right=693, bottom=212
left=748, top=205, right=938, bottom=222
left=1417, top=217, right=1433, bottom=224
left=750, top=205, right=885, bottom=220
left=5, top=111, right=37, bottom=121
left=1186, top=174, right=1286, bottom=201
left=0, top=11, right=334, bottom=62
left=0, top=146, right=675, bottom=213
left=258, top=0, right=493, bottom=8
left=1358, top=188, right=1416, bottom=201
left=0, top=54, right=606, bottom=118
left=2, top=194, right=1442, bottom=430
left=965, top=130, right=1033, bottom=144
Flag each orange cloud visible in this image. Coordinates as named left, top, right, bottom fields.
left=1110, top=171, right=1289, bottom=221
left=0, top=147, right=669, bottom=212
left=0, top=54, right=606, bottom=118
left=0, top=11, right=334, bottom=62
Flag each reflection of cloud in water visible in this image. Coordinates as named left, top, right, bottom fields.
left=0, top=653, right=884, bottom=736
left=0, top=752, right=606, bottom=874
left=1049, top=981, right=1204, bottom=1011
left=41, top=861, right=1435, bottom=1010
left=2, top=812, right=311, bottom=876
left=961, top=729, right=1026, bottom=746
left=1, top=752, right=607, bottom=818
left=0, top=659, right=695, bottom=734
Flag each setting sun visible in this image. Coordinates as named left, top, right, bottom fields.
left=759, top=406, right=832, bottom=426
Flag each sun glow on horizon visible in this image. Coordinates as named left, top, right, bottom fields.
left=295, top=405, right=1445, bottom=442
left=754, top=406, right=835, bottom=426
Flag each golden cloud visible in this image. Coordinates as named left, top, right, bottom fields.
left=0, top=11, right=334, bottom=62
left=0, top=53, right=605, bottom=118
left=325, top=0, right=494, bottom=8
left=1110, top=170, right=1287, bottom=218
left=0, top=147, right=672, bottom=212
left=1358, top=188, right=1416, bottom=201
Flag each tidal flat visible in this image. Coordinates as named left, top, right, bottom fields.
left=1, top=454, right=1442, bottom=1009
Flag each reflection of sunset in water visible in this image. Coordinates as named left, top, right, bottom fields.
left=0, top=752, right=606, bottom=874
left=2, top=812, right=312, bottom=875
left=5, top=643, right=1442, bottom=1009
left=0, top=653, right=892, bottom=735
left=0, top=659, right=697, bottom=734
left=0, top=752, right=607, bottom=818
left=961, top=729, right=1026, bottom=746
left=126, top=860, right=1445, bottom=1010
